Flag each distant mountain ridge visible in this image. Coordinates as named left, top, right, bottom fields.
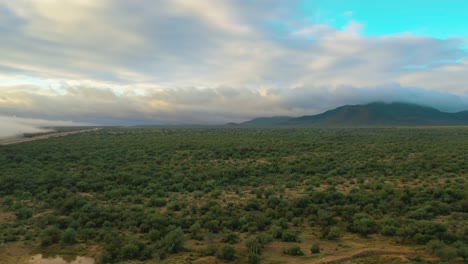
left=240, top=102, right=468, bottom=126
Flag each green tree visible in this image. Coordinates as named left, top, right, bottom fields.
left=426, top=240, right=444, bottom=253
left=41, top=226, right=61, bottom=246
left=248, top=254, right=260, bottom=264
left=435, top=246, right=457, bottom=261
left=61, top=228, right=77, bottom=244
left=352, top=217, right=376, bottom=237
left=217, top=245, right=235, bottom=261
left=15, top=207, right=33, bottom=220
left=161, top=227, right=184, bottom=253
left=310, top=243, right=320, bottom=254
left=122, top=243, right=140, bottom=260
left=326, top=226, right=342, bottom=240
left=457, top=245, right=468, bottom=261
left=190, top=222, right=202, bottom=240
left=283, top=246, right=304, bottom=256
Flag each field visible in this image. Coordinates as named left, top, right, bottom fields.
left=0, top=127, right=467, bottom=263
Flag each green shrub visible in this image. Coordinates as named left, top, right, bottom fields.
left=283, top=246, right=304, bottom=256
left=248, top=254, right=260, bottom=264
left=15, top=207, right=33, bottom=220
left=61, top=228, right=77, bottom=244
left=41, top=226, right=61, bottom=246
left=310, top=243, right=320, bottom=254
left=160, top=227, right=184, bottom=253
left=281, top=232, right=299, bottom=242
left=217, top=245, right=235, bottom=261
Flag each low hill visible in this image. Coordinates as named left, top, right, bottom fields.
left=241, top=116, right=293, bottom=126
left=240, top=102, right=468, bottom=126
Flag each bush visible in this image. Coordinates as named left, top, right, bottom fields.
left=15, top=207, right=33, bottom=220
left=435, top=246, right=457, bottom=261
left=283, top=246, right=304, bottom=256
left=222, top=233, right=240, bottom=244
left=148, top=197, right=167, bottom=207
left=149, top=230, right=161, bottom=242
left=326, top=226, right=342, bottom=240
left=61, top=228, right=77, bottom=244
left=281, top=232, right=299, bottom=242
left=248, top=254, right=260, bottom=264
left=190, top=222, right=203, bottom=240
left=217, top=245, right=235, bottom=261
left=310, top=243, right=320, bottom=254
left=160, top=227, right=184, bottom=253
left=41, top=226, right=61, bottom=246
left=270, top=225, right=282, bottom=239
left=426, top=239, right=444, bottom=253
left=457, top=245, right=468, bottom=261
left=122, top=243, right=140, bottom=260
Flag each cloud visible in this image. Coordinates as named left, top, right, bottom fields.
left=0, top=115, right=91, bottom=139
left=1, top=84, right=467, bottom=126
left=0, top=1, right=467, bottom=124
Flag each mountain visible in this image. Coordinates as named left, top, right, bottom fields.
left=241, top=116, right=293, bottom=126
left=240, top=102, right=468, bottom=126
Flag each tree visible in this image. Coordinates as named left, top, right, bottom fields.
left=326, top=226, right=342, bottom=240
left=353, top=217, right=376, bottom=237
left=281, top=232, right=299, bottom=242
left=15, top=207, right=33, bottom=220
left=310, top=243, right=320, bottom=254
left=190, top=222, right=203, bottom=240
left=40, top=226, right=61, bottom=246
left=160, top=227, right=184, bottom=253
left=61, top=228, right=77, bottom=244
left=121, top=243, right=141, bottom=260
left=245, top=237, right=261, bottom=255
left=435, top=246, right=457, bottom=261
left=149, top=229, right=161, bottom=242
left=217, top=245, right=235, bottom=261
left=248, top=254, right=260, bottom=264
left=283, top=246, right=304, bottom=256
left=426, top=240, right=444, bottom=253
left=457, top=245, right=468, bottom=261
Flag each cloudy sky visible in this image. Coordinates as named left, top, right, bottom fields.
left=1, top=0, right=467, bottom=134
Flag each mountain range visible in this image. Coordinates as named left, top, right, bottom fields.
left=238, top=102, right=468, bottom=126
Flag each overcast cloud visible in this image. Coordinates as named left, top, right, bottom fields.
left=0, top=0, right=467, bottom=136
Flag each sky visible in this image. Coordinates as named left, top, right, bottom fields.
left=1, top=0, right=468, bottom=136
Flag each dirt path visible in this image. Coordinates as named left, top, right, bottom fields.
left=307, top=248, right=415, bottom=264
left=0, top=129, right=100, bottom=146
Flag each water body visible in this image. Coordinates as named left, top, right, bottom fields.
left=28, top=254, right=95, bottom=264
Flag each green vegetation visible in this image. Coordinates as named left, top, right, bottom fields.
left=310, top=243, right=320, bottom=254
left=0, top=127, right=467, bottom=263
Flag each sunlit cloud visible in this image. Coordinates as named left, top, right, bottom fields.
left=0, top=0, right=466, bottom=126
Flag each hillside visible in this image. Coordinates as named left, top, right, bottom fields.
left=240, top=116, right=293, bottom=126
left=241, top=102, right=468, bottom=126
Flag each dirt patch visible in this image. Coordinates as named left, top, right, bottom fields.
left=0, top=243, right=32, bottom=264
left=33, top=210, right=54, bottom=219
left=77, top=193, right=93, bottom=198
left=0, top=210, right=15, bottom=223
left=307, top=248, right=415, bottom=264
left=191, top=256, right=221, bottom=264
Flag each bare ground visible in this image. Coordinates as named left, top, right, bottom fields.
left=306, top=248, right=415, bottom=264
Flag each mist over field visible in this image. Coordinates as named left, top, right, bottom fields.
left=0, top=116, right=90, bottom=139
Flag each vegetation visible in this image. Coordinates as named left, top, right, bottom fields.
left=0, top=127, right=467, bottom=263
